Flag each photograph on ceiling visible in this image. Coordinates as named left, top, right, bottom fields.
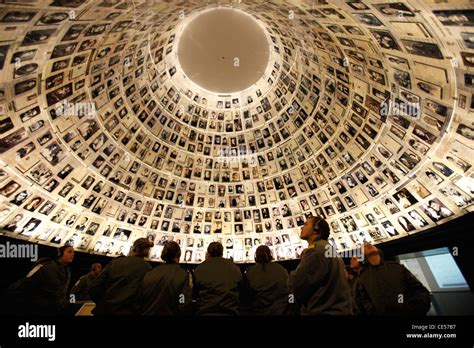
left=13, top=63, right=39, bottom=78
left=370, top=30, right=401, bottom=50
left=38, top=12, right=69, bottom=25
left=393, top=187, right=418, bottom=209
left=412, top=125, right=437, bottom=144
left=445, top=153, right=471, bottom=174
left=439, top=185, right=473, bottom=208
left=21, top=29, right=56, bottom=46
left=397, top=215, right=416, bottom=233
left=456, top=124, right=474, bottom=141
left=0, top=128, right=29, bottom=155
left=381, top=220, right=399, bottom=237
left=9, top=189, right=32, bottom=206
left=50, top=0, right=87, bottom=7
left=10, top=49, right=36, bottom=66
left=1, top=11, right=36, bottom=22
left=46, top=83, right=73, bottom=106
left=422, top=198, right=454, bottom=222
left=461, top=32, right=474, bottom=49
left=19, top=217, right=42, bottom=237
left=402, top=40, right=443, bottom=60
left=0, top=117, right=15, bottom=135
left=433, top=10, right=474, bottom=27
left=374, top=3, right=415, bottom=17
left=51, top=43, right=77, bottom=59
left=14, top=79, right=37, bottom=95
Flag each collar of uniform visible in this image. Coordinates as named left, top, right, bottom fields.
left=307, top=239, right=323, bottom=249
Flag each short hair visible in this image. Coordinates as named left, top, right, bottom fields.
left=255, top=245, right=273, bottom=264
left=207, top=242, right=223, bottom=257
left=57, top=245, right=73, bottom=258
left=310, top=216, right=330, bottom=240
left=131, top=238, right=153, bottom=257
left=90, top=263, right=101, bottom=271
left=161, top=241, right=181, bottom=263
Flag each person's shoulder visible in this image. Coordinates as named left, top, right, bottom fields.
left=224, top=259, right=240, bottom=270
left=272, top=261, right=289, bottom=273
left=223, top=258, right=241, bottom=272
left=303, top=244, right=324, bottom=259
left=41, top=259, right=60, bottom=271
left=384, top=261, right=408, bottom=272
left=79, top=273, right=89, bottom=281
left=384, top=261, right=404, bottom=268
left=245, top=264, right=257, bottom=275
left=175, top=264, right=190, bottom=278
left=194, top=259, right=209, bottom=271
left=108, top=255, right=125, bottom=266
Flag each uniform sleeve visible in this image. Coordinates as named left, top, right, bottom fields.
left=177, top=271, right=193, bottom=315
left=36, top=264, right=64, bottom=299
left=191, top=269, right=200, bottom=301
left=71, top=276, right=86, bottom=299
left=355, top=276, right=375, bottom=316
left=287, top=250, right=328, bottom=304
left=30, top=263, right=66, bottom=312
left=402, top=265, right=431, bottom=315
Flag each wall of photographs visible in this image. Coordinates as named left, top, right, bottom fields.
left=0, top=0, right=472, bottom=263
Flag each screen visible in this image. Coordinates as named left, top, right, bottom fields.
left=397, top=247, right=469, bottom=292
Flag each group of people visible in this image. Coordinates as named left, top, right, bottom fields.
left=4, top=216, right=431, bottom=316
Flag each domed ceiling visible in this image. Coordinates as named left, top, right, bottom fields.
left=0, top=0, right=472, bottom=263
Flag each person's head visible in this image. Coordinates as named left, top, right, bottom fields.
left=363, top=243, right=381, bottom=266
left=130, top=238, right=153, bottom=258
left=350, top=255, right=362, bottom=271
left=300, top=216, right=330, bottom=243
left=206, top=242, right=223, bottom=259
left=57, top=245, right=74, bottom=265
left=255, top=245, right=273, bottom=264
left=344, top=265, right=358, bottom=280
left=428, top=199, right=440, bottom=211
left=90, top=263, right=102, bottom=277
left=161, top=241, right=181, bottom=264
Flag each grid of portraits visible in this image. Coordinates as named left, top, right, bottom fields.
left=0, top=0, right=473, bottom=263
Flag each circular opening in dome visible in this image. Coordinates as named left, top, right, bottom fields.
left=177, top=8, right=270, bottom=94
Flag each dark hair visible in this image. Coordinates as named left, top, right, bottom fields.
left=131, top=238, right=153, bottom=257
left=255, top=245, right=273, bottom=264
left=207, top=242, right=223, bottom=257
left=57, top=245, right=73, bottom=258
left=90, top=263, right=101, bottom=271
left=310, top=216, right=330, bottom=240
left=345, top=265, right=357, bottom=277
left=161, top=241, right=181, bottom=263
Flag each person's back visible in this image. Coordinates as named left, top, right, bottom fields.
left=246, top=262, right=289, bottom=315
left=71, top=273, right=95, bottom=301
left=346, top=256, right=364, bottom=315
left=288, top=216, right=352, bottom=315
left=138, top=242, right=192, bottom=315
left=290, top=240, right=352, bottom=315
left=245, top=245, right=289, bottom=315
left=29, top=246, right=75, bottom=316
left=356, top=244, right=431, bottom=316
left=90, top=238, right=153, bottom=315
left=194, top=242, right=242, bottom=316
left=71, top=263, right=102, bottom=302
